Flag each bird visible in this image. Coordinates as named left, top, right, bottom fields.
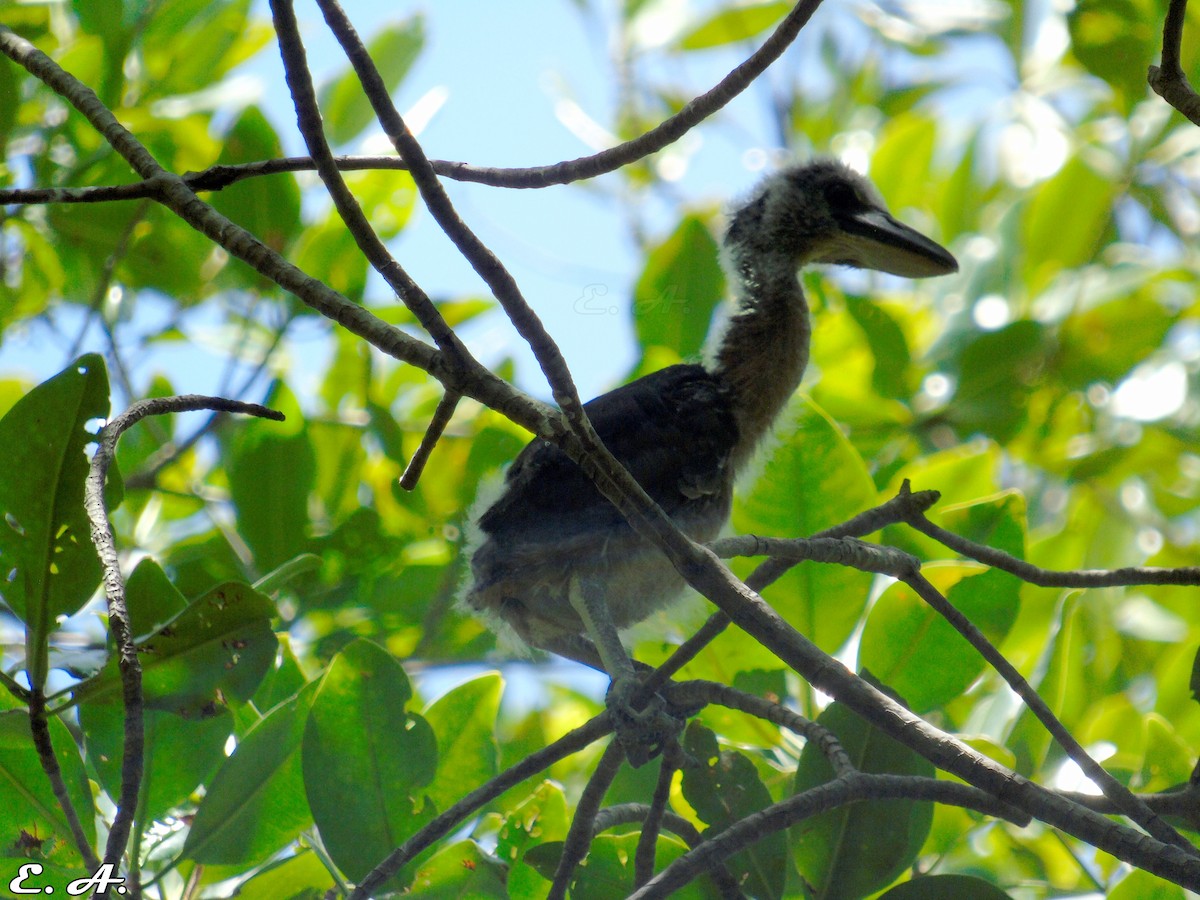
left=461, top=158, right=957, bottom=730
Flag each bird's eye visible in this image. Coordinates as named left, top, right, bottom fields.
left=824, top=182, right=859, bottom=209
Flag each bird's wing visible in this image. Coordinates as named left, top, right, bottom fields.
left=477, top=364, right=738, bottom=544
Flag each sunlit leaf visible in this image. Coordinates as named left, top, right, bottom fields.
left=302, top=639, right=437, bottom=885
left=0, top=355, right=107, bottom=686
left=677, top=1, right=791, bottom=49
left=318, top=16, right=426, bottom=145
left=792, top=690, right=935, bottom=899
left=183, top=683, right=316, bottom=865
left=633, top=214, right=724, bottom=362
left=423, top=673, right=501, bottom=813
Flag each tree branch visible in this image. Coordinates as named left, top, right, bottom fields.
left=84, top=395, right=283, bottom=880
left=1149, top=0, right=1200, bottom=126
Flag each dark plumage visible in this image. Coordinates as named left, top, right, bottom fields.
left=462, top=159, right=958, bottom=676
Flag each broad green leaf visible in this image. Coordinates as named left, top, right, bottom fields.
left=318, top=17, right=426, bottom=145
left=74, top=581, right=277, bottom=716
left=125, top=558, right=189, bottom=637
left=183, top=683, right=316, bottom=865
left=79, top=703, right=232, bottom=826
left=524, top=833, right=708, bottom=900
left=423, top=673, right=501, bottom=813
left=943, top=320, right=1051, bottom=444
left=681, top=722, right=785, bottom=900
left=792, top=694, right=935, bottom=899
left=633, top=214, right=724, bottom=362
left=870, top=112, right=938, bottom=217
left=1068, top=0, right=1162, bottom=114
left=677, top=2, right=791, bottom=49
left=860, top=563, right=1021, bottom=713
left=488, top=780, right=569, bottom=898
left=252, top=633, right=310, bottom=714
left=0, top=708, right=96, bottom=865
left=734, top=396, right=876, bottom=651
left=0, top=354, right=107, bottom=686
left=1058, top=294, right=1174, bottom=388
left=302, top=639, right=437, bottom=885
left=1022, top=159, right=1116, bottom=294
left=406, top=840, right=507, bottom=898
left=1108, top=867, right=1188, bottom=900
left=846, top=295, right=912, bottom=399
left=231, top=849, right=333, bottom=900
left=880, top=874, right=1014, bottom=899
left=142, top=0, right=263, bottom=96
left=224, top=383, right=315, bottom=572
left=210, top=106, right=302, bottom=254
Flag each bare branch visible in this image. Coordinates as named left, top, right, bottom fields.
left=84, top=395, right=283, bottom=874
left=1149, top=0, right=1200, bottom=126
left=26, top=689, right=101, bottom=869
left=0, top=0, right=825, bottom=207
left=399, top=389, right=462, bottom=490
left=903, top=571, right=1195, bottom=855
left=630, top=773, right=1033, bottom=899
left=548, top=740, right=626, bottom=900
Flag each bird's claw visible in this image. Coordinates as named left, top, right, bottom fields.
left=606, top=674, right=683, bottom=767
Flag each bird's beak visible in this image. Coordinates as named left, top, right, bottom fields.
left=826, top=207, right=958, bottom=278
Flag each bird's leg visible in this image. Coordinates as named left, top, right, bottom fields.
left=568, top=575, right=682, bottom=766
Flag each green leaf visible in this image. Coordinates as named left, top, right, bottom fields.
left=318, top=16, right=426, bottom=145
left=860, top=563, right=1020, bottom=712
left=80, top=703, right=232, bottom=826
left=183, top=683, right=316, bottom=865
left=632, top=214, right=724, bottom=363
left=423, top=673, right=501, bottom=813
left=1058, top=293, right=1175, bottom=388
left=792, top=693, right=935, bottom=899
left=524, top=833, right=707, bottom=900
left=230, top=849, right=333, bottom=900
left=406, top=840, right=508, bottom=898
left=681, top=722, right=785, bottom=900
left=224, top=383, right=316, bottom=571
left=0, top=354, right=108, bottom=686
left=210, top=106, right=302, bottom=253
left=677, top=2, right=791, bottom=49
left=1022, top=159, right=1116, bottom=294
left=733, top=396, right=876, bottom=651
left=846, top=295, right=912, bottom=399
left=302, top=638, right=437, bottom=885
left=944, top=320, right=1050, bottom=444
left=0, top=708, right=96, bottom=864
left=74, top=581, right=277, bottom=716
left=1108, top=867, right=1188, bottom=900
left=1068, top=0, right=1162, bottom=114
left=880, top=874, right=1015, bottom=899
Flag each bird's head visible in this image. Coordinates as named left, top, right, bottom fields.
left=726, top=159, right=958, bottom=278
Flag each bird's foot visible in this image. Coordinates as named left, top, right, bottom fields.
left=606, top=674, right=684, bottom=767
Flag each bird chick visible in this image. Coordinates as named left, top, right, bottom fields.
left=461, top=159, right=957, bottom=742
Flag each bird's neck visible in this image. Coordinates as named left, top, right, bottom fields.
left=712, top=250, right=810, bottom=469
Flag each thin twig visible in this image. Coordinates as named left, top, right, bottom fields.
left=903, top=571, right=1196, bottom=855
left=1149, top=0, right=1200, bottom=125
left=0, top=0, right=826, bottom=207
left=26, top=688, right=101, bottom=869
left=270, top=0, right=468, bottom=363
left=548, top=740, right=626, bottom=900
left=635, top=742, right=679, bottom=889
left=903, top=506, right=1200, bottom=587
left=399, top=389, right=462, bottom=490
left=349, top=716, right=613, bottom=899
left=84, top=395, right=283, bottom=879
left=629, top=773, right=1033, bottom=899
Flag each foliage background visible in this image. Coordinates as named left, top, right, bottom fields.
left=1, top=0, right=1199, bottom=897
